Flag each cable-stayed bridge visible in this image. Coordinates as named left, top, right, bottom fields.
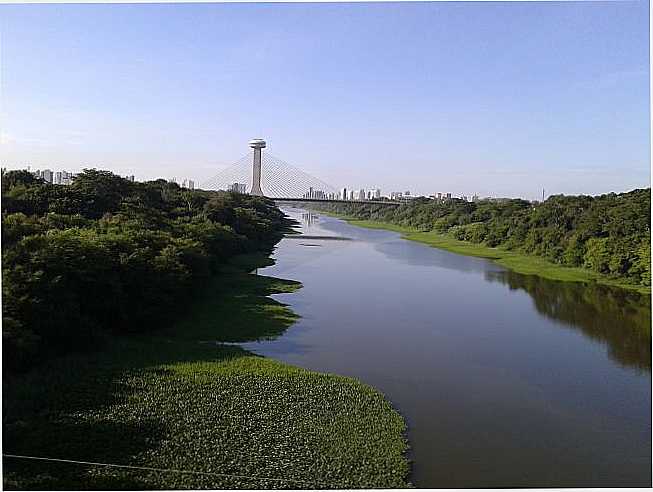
left=200, top=140, right=399, bottom=206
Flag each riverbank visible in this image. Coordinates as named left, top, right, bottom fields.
left=321, top=212, right=650, bottom=295
left=3, top=254, right=409, bottom=489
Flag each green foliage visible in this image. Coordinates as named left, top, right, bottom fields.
left=312, top=189, right=651, bottom=286
left=2, top=170, right=293, bottom=372
left=1, top=169, right=42, bottom=193
left=3, top=265, right=409, bottom=489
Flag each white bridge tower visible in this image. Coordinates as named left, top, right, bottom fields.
left=249, top=139, right=266, bottom=196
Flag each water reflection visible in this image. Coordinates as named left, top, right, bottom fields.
left=486, top=270, right=652, bottom=371
left=301, top=211, right=320, bottom=228
left=374, top=239, right=500, bottom=273
left=253, top=208, right=651, bottom=487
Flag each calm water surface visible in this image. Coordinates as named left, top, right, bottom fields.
left=243, top=208, right=651, bottom=488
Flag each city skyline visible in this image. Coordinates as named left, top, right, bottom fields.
left=4, top=163, right=515, bottom=202
left=1, top=2, right=650, bottom=200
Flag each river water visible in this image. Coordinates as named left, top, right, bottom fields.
left=242, top=208, right=651, bottom=488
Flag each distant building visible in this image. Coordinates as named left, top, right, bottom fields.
left=340, top=187, right=347, bottom=200
left=358, top=189, right=366, bottom=200
left=62, top=171, right=76, bottom=185
left=390, top=191, right=403, bottom=200
left=302, top=187, right=327, bottom=200
left=228, top=182, right=247, bottom=193
left=42, top=169, right=53, bottom=183
left=54, top=171, right=62, bottom=185
left=188, top=180, right=195, bottom=190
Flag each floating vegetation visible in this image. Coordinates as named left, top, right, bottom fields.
left=4, top=256, right=409, bottom=489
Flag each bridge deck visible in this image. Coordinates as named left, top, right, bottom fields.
left=271, top=197, right=400, bottom=206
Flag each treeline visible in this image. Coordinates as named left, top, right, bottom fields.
left=311, top=189, right=651, bottom=286
left=2, top=169, right=292, bottom=372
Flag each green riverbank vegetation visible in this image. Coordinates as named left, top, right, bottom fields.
left=3, top=255, right=409, bottom=489
left=2, top=170, right=410, bottom=488
left=1, top=169, right=293, bottom=373
left=309, top=189, right=651, bottom=293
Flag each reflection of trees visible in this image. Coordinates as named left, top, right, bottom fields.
left=486, top=270, right=651, bottom=371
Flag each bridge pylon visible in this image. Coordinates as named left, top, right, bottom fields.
left=248, top=139, right=266, bottom=196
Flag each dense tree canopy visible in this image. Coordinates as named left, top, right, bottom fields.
left=311, top=189, right=651, bottom=286
left=2, top=169, right=292, bottom=372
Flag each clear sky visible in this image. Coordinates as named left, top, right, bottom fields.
left=0, top=1, right=650, bottom=199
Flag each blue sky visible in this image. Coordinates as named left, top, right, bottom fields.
left=0, top=1, right=650, bottom=199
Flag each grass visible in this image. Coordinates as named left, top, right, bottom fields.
left=3, top=254, right=410, bottom=490
left=344, top=218, right=651, bottom=295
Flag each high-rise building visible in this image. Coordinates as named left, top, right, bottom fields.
left=371, top=188, right=381, bottom=199
left=42, top=169, right=53, bottom=183
left=358, top=189, right=366, bottom=200
left=188, top=180, right=195, bottom=190
left=229, top=182, right=247, bottom=193
left=340, top=187, right=347, bottom=200
left=302, top=187, right=327, bottom=199
left=349, top=190, right=355, bottom=200
left=54, top=171, right=62, bottom=185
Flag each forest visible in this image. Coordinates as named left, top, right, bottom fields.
left=2, top=169, right=292, bottom=373
left=311, top=189, right=651, bottom=286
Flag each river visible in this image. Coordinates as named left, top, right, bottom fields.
left=242, top=207, right=651, bottom=488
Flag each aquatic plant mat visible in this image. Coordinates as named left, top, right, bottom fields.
left=3, top=255, right=409, bottom=489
